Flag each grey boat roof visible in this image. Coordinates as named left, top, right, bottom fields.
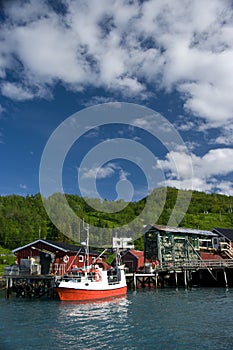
left=144, top=224, right=218, bottom=237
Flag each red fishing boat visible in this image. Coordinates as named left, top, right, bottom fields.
left=56, top=264, right=127, bottom=301
left=56, top=224, right=127, bottom=301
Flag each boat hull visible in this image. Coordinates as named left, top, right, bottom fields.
left=56, top=285, right=127, bottom=301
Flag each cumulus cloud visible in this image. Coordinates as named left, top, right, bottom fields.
left=214, top=126, right=233, bottom=146
left=1, top=0, right=233, bottom=196
left=80, top=162, right=130, bottom=181
left=1, top=82, right=35, bottom=101
left=82, top=162, right=117, bottom=179
left=157, top=148, right=233, bottom=195
left=0, top=0, right=233, bottom=128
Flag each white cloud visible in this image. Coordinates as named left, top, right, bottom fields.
left=175, top=118, right=196, bottom=132
left=20, top=184, right=28, bottom=190
left=83, top=96, right=116, bottom=107
left=215, top=181, right=233, bottom=196
left=81, top=162, right=117, bottom=179
left=3, top=0, right=49, bottom=23
left=119, top=169, right=130, bottom=181
left=1, top=82, right=34, bottom=101
left=157, top=148, right=233, bottom=194
left=195, top=149, right=233, bottom=179
left=1, top=0, right=233, bottom=129
left=80, top=162, right=130, bottom=183
left=179, top=81, right=233, bottom=127
left=214, top=125, right=233, bottom=146
left=157, top=151, right=194, bottom=181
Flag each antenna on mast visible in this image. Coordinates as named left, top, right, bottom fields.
left=83, top=221, right=89, bottom=269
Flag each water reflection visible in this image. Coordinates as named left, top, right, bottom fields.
left=52, top=296, right=131, bottom=350
left=59, top=295, right=128, bottom=306
left=2, top=289, right=233, bottom=350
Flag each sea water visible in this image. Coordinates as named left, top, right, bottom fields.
left=0, top=288, right=233, bottom=350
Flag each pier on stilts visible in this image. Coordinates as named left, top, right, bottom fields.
left=126, top=259, right=233, bottom=290
left=4, top=274, right=59, bottom=299
left=3, top=259, right=233, bottom=299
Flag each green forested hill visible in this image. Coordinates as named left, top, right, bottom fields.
left=0, top=188, right=232, bottom=251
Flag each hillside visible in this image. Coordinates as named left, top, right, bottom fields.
left=0, top=188, right=232, bottom=251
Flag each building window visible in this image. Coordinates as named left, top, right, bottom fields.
left=79, top=255, right=84, bottom=262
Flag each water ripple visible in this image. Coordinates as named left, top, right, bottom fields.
left=1, top=289, right=233, bottom=350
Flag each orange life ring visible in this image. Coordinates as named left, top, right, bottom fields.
left=63, top=255, right=69, bottom=264
left=95, top=272, right=101, bottom=282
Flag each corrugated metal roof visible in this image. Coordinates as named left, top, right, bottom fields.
left=144, top=224, right=218, bottom=237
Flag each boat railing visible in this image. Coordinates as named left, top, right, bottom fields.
left=108, top=275, right=120, bottom=285
left=159, top=259, right=233, bottom=270
left=60, top=268, right=105, bottom=282
left=108, top=280, right=120, bottom=285
left=62, top=276, right=82, bottom=282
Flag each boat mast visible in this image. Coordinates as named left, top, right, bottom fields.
left=84, top=222, right=89, bottom=269
left=115, top=248, right=122, bottom=266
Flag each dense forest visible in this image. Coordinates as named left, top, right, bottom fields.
left=0, top=187, right=233, bottom=252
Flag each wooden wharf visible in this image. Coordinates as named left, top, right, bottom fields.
left=126, top=259, right=233, bottom=290
left=3, top=259, right=233, bottom=298
left=4, top=274, right=59, bottom=299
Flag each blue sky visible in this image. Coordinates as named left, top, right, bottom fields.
left=1, top=0, right=233, bottom=202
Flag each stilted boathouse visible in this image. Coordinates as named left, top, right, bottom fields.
left=144, top=224, right=218, bottom=266
left=126, top=224, right=233, bottom=289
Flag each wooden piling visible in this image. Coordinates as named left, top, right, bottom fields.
left=133, top=273, right=137, bottom=290
left=184, top=269, right=187, bottom=289
left=223, top=269, right=228, bottom=289
left=5, top=277, right=12, bottom=299
left=174, top=271, right=178, bottom=289
left=155, top=272, right=158, bottom=288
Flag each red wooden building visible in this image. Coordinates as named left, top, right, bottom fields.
left=12, top=239, right=102, bottom=276
left=121, top=249, right=145, bottom=273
